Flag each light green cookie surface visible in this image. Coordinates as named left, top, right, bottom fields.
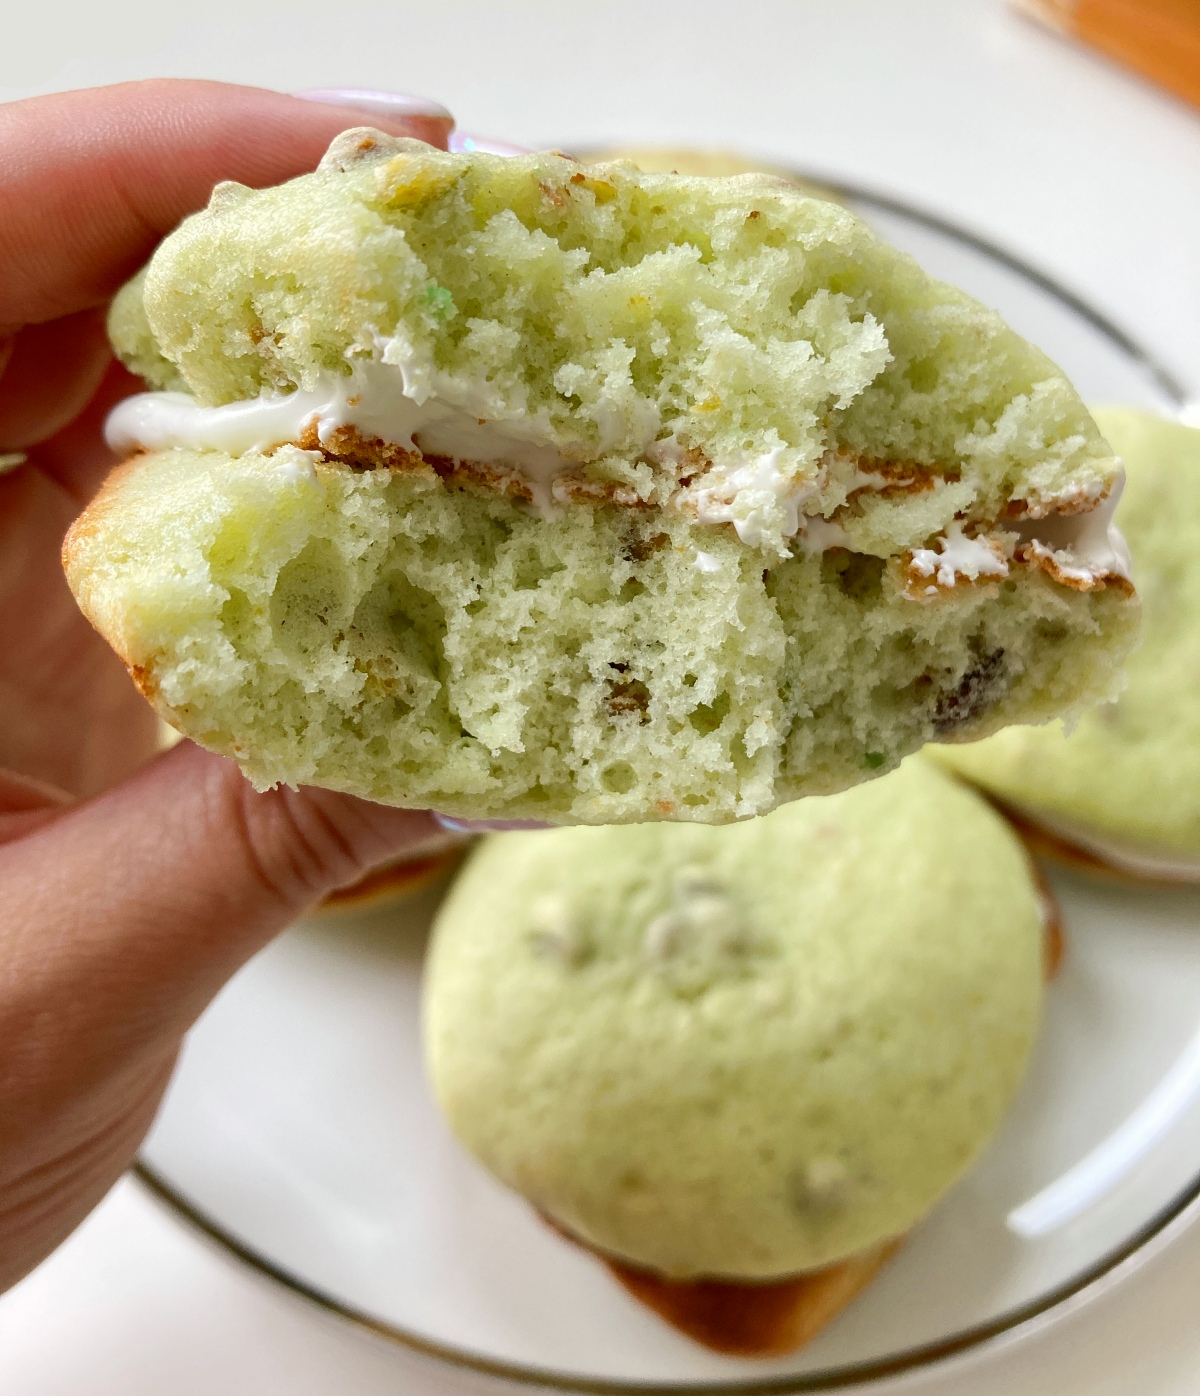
left=933, top=409, right=1200, bottom=860
left=423, top=758, right=1044, bottom=1279
left=66, top=446, right=1135, bottom=823
left=112, top=134, right=1119, bottom=546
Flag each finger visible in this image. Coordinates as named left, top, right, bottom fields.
left=0, top=460, right=161, bottom=796
left=0, top=79, right=453, bottom=330
left=0, top=737, right=441, bottom=1270
left=0, top=80, right=455, bottom=485
left=0, top=744, right=447, bottom=1291
left=0, top=1045, right=175, bottom=1295
left=24, top=357, right=144, bottom=505
left=1, top=740, right=442, bottom=1039
left=0, top=309, right=111, bottom=451
left=0, top=767, right=71, bottom=819
left=294, top=89, right=452, bottom=140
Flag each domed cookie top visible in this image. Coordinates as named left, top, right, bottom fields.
left=109, top=132, right=1127, bottom=558
left=424, top=758, right=1045, bottom=1280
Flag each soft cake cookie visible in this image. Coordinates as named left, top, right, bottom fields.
left=583, top=144, right=841, bottom=201
left=423, top=758, right=1045, bottom=1351
left=66, top=133, right=1137, bottom=824
left=934, top=409, right=1200, bottom=881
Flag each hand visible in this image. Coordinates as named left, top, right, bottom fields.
left=0, top=80, right=455, bottom=1293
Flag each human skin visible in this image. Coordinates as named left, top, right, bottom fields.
left=0, top=79, right=457, bottom=1294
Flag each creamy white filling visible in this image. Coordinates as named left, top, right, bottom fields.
left=1016, top=805, right=1200, bottom=883
left=688, top=446, right=821, bottom=550
left=271, top=446, right=321, bottom=488
left=105, top=357, right=1132, bottom=582
left=909, top=523, right=1008, bottom=590
left=106, top=359, right=583, bottom=511
left=1010, top=472, right=1133, bottom=583
left=904, top=476, right=1131, bottom=594
left=797, top=516, right=852, bottom=553
left=107, top=362, right=818, bottom=545
left=648, top=434, right=823, bottom=552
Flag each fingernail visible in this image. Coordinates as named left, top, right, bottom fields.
left=434, top=814, right=552, bottom=834
left=448, top=132, right=532, bottom=157
left=294, top=89, right=454, bottom=146
left=295, top=88, right=452, bottom=122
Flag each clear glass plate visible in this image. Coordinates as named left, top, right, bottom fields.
left=139, top=184, right=1200, bottom=1391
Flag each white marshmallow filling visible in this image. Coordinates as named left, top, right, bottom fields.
left=106, top=365, right=1131, bottom=589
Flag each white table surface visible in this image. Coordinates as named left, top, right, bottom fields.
left=4, top=1, right=1200, bottom=1390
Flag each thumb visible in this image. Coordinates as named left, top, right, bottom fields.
left=1, top=738, right=443, bottom=1028
left=0, top=739, right=441, bottom=1290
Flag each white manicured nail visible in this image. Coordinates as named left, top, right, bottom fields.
left=434, top=814, right=551, bottom=833
left=448, top=131, right=531, bottom=157
left=297, top=87, right=452, bottom=123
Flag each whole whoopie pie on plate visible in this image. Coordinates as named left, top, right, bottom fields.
left=423, top=758, right=1049, bottom=1354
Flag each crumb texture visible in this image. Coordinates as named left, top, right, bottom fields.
left=424, top=760, right=1044, bottom=1278
left=66, top=448, right=1135, bottom=823
left=112, top=134, right=1122, bottom=554
left=932, top=408, right=1200, bottom=856
left=85, top=137, right=1139, bottom=820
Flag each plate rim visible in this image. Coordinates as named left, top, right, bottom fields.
left=136, top=172, right=1194, bottom=1391
left=132, top=1158, right=1200, bottom=1393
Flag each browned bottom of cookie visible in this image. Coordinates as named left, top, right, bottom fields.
left=602, top=1239, right=903, bottom=1357
left=543, top=1212, right=901, bottom=1357
left=1032, top=861, right=1067, bottom=981
left=318, top=843, right=467, bottom=910
left=997, top=801, right=1196, bottom=891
